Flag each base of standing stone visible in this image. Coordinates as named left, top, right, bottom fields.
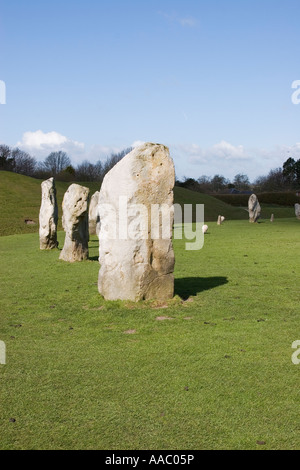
left=59, top=239, right=89, bottom=262
left=40, top=239, right=58, bottom=250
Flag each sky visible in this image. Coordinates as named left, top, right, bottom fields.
left=1, top=0, right=300, bottom=182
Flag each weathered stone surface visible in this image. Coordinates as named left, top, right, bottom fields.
left=39, top=177, right=58, bottom=250
left=248, top=194, right=261, bottom=223
left=89, top=191, right=100, bottom=235
left=59, top=184, right=90, bottom=262
left=98, top=142, right=175, bottom=301
left=295, top=204, right=300, bottom=220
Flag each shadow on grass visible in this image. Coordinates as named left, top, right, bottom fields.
left=89, top=255, right=99, bottom=261
left=175, top=276, right=228, bottom=300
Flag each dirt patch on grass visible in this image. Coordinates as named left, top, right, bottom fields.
left=156, top=316, right=174, bottom=321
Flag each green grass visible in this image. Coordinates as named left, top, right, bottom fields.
left=0, top=171, right=100, bottom=236
left=1, top=172, right=296, bottom=238
left=0, top=172, right=249, bottom=236
left=173, top=186, right=248, bottom=222
left=1, top=218, right=300, bottom=449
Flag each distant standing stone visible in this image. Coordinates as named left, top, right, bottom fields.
left=59, top=184, right=90, bottom=262
left=98, top=142, right=175, bottom=302
left=295, top=204, right=300, bottom=220
left=39, top=177, right=58, bottom=250
left=89, top=191, right=100, bottom=235
left=270, top=213, right=274, bottom=222
left=217, top=215, right=221, bottom=225
left=248, top=194, right=261, bottom=223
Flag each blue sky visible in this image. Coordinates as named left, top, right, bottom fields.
left=1, top=0, right=300, bottom=181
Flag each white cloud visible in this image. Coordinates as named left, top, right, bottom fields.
left=17, top=130, right=85, bottom=163
left=172, top=141, right=248, bottom=166
left=131, top=140, right=145, bottom=148
left=174, top=143, right=206, bottom=163
left=16, top=130, right=143, bottom=165
left=257, top=143, right=300, bottom=162
left=209, top=141, right=248, bottom=161
left=87, top=144, right=124, bottom=162
left=169, top=140, right=299, bottom=181
left=15, top=131, right=299, bottom=182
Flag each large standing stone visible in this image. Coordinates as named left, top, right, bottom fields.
left=59, top=184, right=90, bottom=262
left=39, top=177, right=58, bottom=250
left=248, top=194, right=261, bottom=223
left=98, top=142, right=175, bottom=301
left=89, top=191, right=100, bottom=235
left=295, top=204, right=300, bottom=220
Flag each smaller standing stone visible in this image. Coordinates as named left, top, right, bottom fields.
left=270, top=214, right=274, bottom=222
left=217, top=215, right=221, bottom=225
left=248, top=194, right=261, bottom=223
left=59, top=184, right=90, bottom=262
left=89, top=191, right=100, bottom=235
left=39, top=177, right=58, bottom=250
left=295, top=203, right=300, bottom=220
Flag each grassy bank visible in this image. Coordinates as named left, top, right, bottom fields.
left=0, top=172, right=250, bottom=236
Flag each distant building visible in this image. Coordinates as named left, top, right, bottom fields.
left=229, top=188, right=252, bottom=195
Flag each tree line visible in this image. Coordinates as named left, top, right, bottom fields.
left=1, top=143, right=299, bottom=193
left=176, top=158, right=300, bottom=194
left=0, top=145, right=132, bottom=183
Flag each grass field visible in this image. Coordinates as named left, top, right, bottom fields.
left=1, top=217, right=300, bottom=450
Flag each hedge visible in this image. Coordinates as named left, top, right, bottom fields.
left=214, top=192, right=300, bottom=206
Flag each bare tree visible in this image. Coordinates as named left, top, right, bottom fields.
left=11, top=148, right=37, bottom=176
left=233, top=173, right=250, bottom=191
left=76, top=160, right=99, bottom=181
left=211, top=174, right=229, bottom=192
left=197, top=175, right=212, bottom=193
left=103, top=148, right=132, bottom=174
left=43, top=151, right=71, bottom=176
left=253, top=168, right=286, bottom=192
